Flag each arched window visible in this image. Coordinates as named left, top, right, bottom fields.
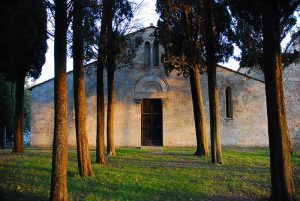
left=144, top=42, right=151, bottom=66
left=225, top=87, right=233, bottom=118
left=152, top=42, right=159, bottom=66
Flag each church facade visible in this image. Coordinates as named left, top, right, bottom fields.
left=30, top=26, right=299, bottom=148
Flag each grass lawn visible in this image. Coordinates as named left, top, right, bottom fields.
left=0, top=147, right=299, bottom=201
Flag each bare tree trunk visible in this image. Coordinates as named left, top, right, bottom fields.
left=189, top=67, right=209, bottom=156
left=207, top=67, right=222, bottom=164
left=2, top=124, right=6, bottom=148
left=106, top=0, right=116, bottom=157
left=0, top=121, right=1, bottom=141
left=203, top=0, right=222, bottom=164
left=96, top=57, right=106, bottom=164
left=73, top=0, right=94, bottom=176
left=262, top=1, right=295, bottom=200
left=0, top=122, right=4, bottom=148
left=12, top=72, right=25, bottom=153
left=96, top=0, right=112, bottom=165
left=50, top=0, right=68, bottom=200
left=106, top=53, right=116, bottom=157
left=0, top=122, right=2, bottom=148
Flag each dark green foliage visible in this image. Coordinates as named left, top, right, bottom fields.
left=0, top=0, right=47, bottom=152
left=229, top=1, right=299, bottom=200
left=0, top=75, right=15, bottom=147
left=283, top=30, right=300, bottom=66
left=156, top=1, right=212, bottom=157
left=156, top=0, right=234, bottom=162
left=156, top=0, right=206, bottom=76
left=82, top=0, right=101, bottom=62
left=23, top=82, right=31, bottom=132
left=0, top=75, right=16, bottom=132
left=229, top=0, right=300, bottom=70
left=204, top=1, right=235, bottom=63
left=0, top=0, right=48, bottom=80
left=156, top=0, right=234, bottom=76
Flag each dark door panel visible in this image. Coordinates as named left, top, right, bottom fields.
left=152, top=115, right=162, bottom=127
left=142, top=99, right=162, bottom=146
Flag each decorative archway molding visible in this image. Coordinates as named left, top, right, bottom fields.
left=134, top=73, right=169, bottom=93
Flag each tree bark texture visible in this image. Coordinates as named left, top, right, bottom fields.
left=96, top=54, right=106, bottom=164
left=189, top=67, right=209, bottom=156
left=106, top=54, right=116, bottom=157
left=207, top=67, right=222, bottom=164
left=0, top=122, right=6, bottom=148
left=106, top=0, right=116, bottom=157
left=96, top=0, right=113, bottom=164
left=0, top=122, right=2, bottom=148
left=203, top=0, right=222, bottom=164
left=262, top=1, right=295, bottom=200
left=50, top=0, right=68, bottom=200
left=2, top=124, right=6, bottom=148
left=12, top=72, right=25, bottom=153
left=73, top=0, right=94, bottom=176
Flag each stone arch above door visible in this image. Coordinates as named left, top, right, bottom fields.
left=134, top=74, right=169, bottom=93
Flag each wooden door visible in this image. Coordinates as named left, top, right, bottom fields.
left=142, top=99, right=162, bottom=146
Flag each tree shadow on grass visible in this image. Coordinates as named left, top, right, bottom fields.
left=208, top=195, right=267, bottom=201
left=0, top=188, right=47, bottom=201
left=69, top=176, right=267, bottom=201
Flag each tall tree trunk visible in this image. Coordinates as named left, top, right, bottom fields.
left=106, top=0, right=116, bottom=157
left=1, top=123, right=6, bottom=148
left=72, top=0, right=94, bottom=176
left=50, top=0, right=68, bottom=200
left=207, top=67, right=222, bottom=164
left=0, top=122, right=3, bottom=148
left=262, top=1, right=295, bottom=200
left=96, top=55, right=106, bottom=164
left=3, top=125, right=6, bottom=148
left=12, top=72, right=25, bottom=153
left=96, top=0, right=112, bottom=165
left=203, top=0, right=222, bottom=164
left=189, top=67, right=209, bottom=156
left=106, top=53, right=116, bottom=157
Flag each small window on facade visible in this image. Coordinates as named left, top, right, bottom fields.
left=144, top=42, right=151, bottom=66
left=225, top=87, right=233, bottom=118
left=152, top=42, right=159, bottom=66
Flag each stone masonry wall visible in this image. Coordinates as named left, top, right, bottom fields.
left=284, top=64, right=300, bottom=145
left=238, top=63, right=300, bottom=146
left=31, top=27, right=272, bottom=148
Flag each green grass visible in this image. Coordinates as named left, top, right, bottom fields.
left=0, top=147, right=299, bottom=201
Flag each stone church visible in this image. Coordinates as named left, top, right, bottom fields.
left=30, top=26, right=300, bottom=148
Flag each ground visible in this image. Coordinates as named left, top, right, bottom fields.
left=0, top=147, right=299, bottom=201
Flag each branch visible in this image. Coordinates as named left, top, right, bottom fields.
left=45, top=0, right=55, bottom=11
left=66, top=1, right=73, bottom=26
left=47, top=30, right=55, bottom=39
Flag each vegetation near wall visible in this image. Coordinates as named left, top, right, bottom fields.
left=0, top=76, right=32, bottom=148
left=0, top=76, right=15, bottom=147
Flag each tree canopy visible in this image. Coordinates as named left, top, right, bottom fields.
left=0, top=0, right=48, bottom=80
left=229, top=0, right=300, bottom=70
left=156, top=0, right=206, bottom=76
left=156, top=0, right=234, bottom=76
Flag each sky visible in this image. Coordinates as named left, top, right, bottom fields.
left=33, top=0, right=240, bottom=84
